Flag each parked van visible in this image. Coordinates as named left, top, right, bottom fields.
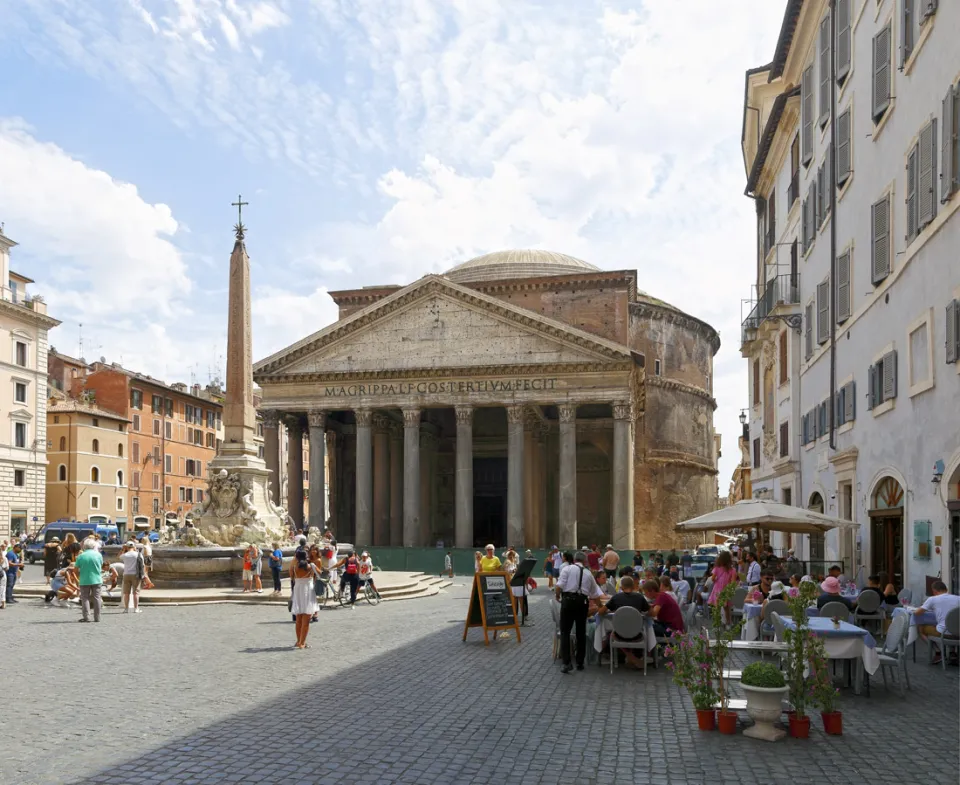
left=25, top=520, right=121, bottom=563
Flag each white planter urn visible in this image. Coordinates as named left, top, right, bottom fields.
left=741, top=684, right=788, bottom=741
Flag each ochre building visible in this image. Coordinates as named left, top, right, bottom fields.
left=254, top=250, right=720, bottom=550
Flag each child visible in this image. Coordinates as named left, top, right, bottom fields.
left=45, top=566, right=79, bottom=605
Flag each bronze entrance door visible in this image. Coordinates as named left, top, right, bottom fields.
left=870, top=513, right=904, bottom=589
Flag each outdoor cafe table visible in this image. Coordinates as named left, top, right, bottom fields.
left=780, top=616, right=879, bottom=695
left=741, top=603, right=819, bottom=641
left=892, top=605, right=936, bottom=652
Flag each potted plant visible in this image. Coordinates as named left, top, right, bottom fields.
left=664, top=629, right=718, bottom=730
left=710, top=582, right=744, bottom=734
left=810, top=634, right=842, bottom=735
left=783, top=581, right=819, bottom=738
left=740, top=661, right=788, bottom=741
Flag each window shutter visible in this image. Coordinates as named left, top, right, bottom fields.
left=802, top=65, right=814, bottom=165
left=819, top=402, right=827, bottom=437
left=871, top=196, right=891, bottom=283
left=767, top=192, right=776, bottom=252
left=918, top=119, right=937, bottom=230
left=946, top=300, right=959, bottom=364
left=834, top=389, right=843, bottom=427
left=836, top=0, right=851, bottom=82
left=801, top=196, right=810, bottom=252
left=753, top=359, right=760, bottom=404
left=816, top=164, right=824, bottom=227
left=836, top=251, right=851, bottom=322
left=805, top=303, right=814, bottom=359
left=837, top=109, right=851, bottom=185
left=882, top=350, right=898, bottom=400
left=819, top=15, right=831, bottom=126
left=867, top=365, right=877, bottom=410
left=779, top=330, right=788, bottom=384
left=900, top=0, right=914, bottom=68
left=817, top=280, right=829, bottom=344
left=906, top=144, right=919, bottom=241
left=872, top=25, right=892, bottom=121
left=779, top=421, right=789, bottom=458
left=811, top=179, right=819, bottom=235
left=943, top=85, right=958, bottom=203
left=844, top=380, right=857, bottom=422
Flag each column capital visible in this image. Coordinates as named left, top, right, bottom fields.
left=402, top=407, right=421, bottom=427
left=558, top=404, right=578, bottom=423
left=454, top=405, right=474, bottom=425
left=355, top=409, right=373, bottom=428
left=372, top=413, right=392, bottom=432
left=262, top=409, right=280, bottom=428
left=612, top=400, right=634, bottom=422
left=388, top=421, right=403, bottom=440
left=506, top=404, right=525, bottom=425
left=420, top=429, right=439, bottom=450
left=307, top=410, right=326, bottom=429
left=285, top=414, right=303, bottom=433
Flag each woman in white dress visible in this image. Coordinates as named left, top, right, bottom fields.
left=290, top=552, right=319, bottom=649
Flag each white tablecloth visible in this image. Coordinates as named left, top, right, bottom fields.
left=593, top=614, right=657, bottom=653
left=741, top=603, right=763, bottom=641
left=892, top=606, right=936, bottom=647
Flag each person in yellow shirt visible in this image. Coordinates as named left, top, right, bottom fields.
left=479, top=544, right=502, bottom=572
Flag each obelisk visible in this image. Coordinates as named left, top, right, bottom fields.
left=195, top=201, right=286, bottom=544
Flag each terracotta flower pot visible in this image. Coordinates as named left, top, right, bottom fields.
left=696, top=709, right=716, bottom=731
left=788, top=714, right=811, bottom=738
left=821, top=711, right=843, bottom=735
left=717, top=711, right=737, bottom=734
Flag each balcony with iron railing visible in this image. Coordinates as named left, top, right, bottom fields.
left=740, top=269, right=801, bottom=347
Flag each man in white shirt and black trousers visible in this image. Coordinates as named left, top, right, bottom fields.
left=555, top=550, right=605, bottom=674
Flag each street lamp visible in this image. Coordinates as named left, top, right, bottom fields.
left=739, top=409, right=748, bottom=426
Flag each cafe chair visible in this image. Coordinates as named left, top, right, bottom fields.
left=730, top=587, right=749, bottom=623
left=608, top=607, right=648, bottom=676
left=897, top=588, right=913, bottom=605
left=928, top=607, right=960, bottom=671
left=854, top=591, right=885, bottom=636
left=760, top=600, right=790, bottom=642
left=818, top=601, right=851, bottom=623
left=551, top=599, right=572, bottom=661
left=877, top=613, right=911, bottom=696
left=682, top=602, right=698, bottom=632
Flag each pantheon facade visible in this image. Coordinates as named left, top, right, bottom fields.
left=253, top=250, right=720, bottom=550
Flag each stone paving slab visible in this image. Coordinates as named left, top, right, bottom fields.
left=1, top=580, right=957, bottom=785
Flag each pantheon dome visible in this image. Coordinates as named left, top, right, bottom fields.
left=445, top=249, right=600, bottom=283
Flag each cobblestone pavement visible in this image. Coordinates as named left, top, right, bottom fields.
left=2, top=578, right=957, bottom=785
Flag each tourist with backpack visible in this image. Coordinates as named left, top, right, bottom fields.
left=336, top=550, right=362, bottom=607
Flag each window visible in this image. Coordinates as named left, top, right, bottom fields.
left=164, top=454, right=172, bottom=473
left=132, top=471, right=140, bottom=489
left=816, top=280, right=830, bottom=345
left=132, top=497, right=139, bottom=514
left=943, top=85, right=959, bottom=203
left=836, top=0, right=851, bottom=83
left=258, top=446, right=264, bottom=459
left=818, top=14, right=831, bottom=127
left=153, top=498, right=160, bottom=514
left=14, top=382, right=26, bottom=404
left=946, top=300, right=960, bottom=364
left=153, top=446, right=160, bottom=465
left=762, top=192, right=775, bottom=257
left=90, top=495, right=100, bottom=510
left=14, top=422, right=26, bottom=448
left=195, top=407, right=203, bottom=426
left=165, top=485, right=172, bottom=503
left=152, top=394, right=162, bottom=414
left=804, top=303, right=814, bottom=360
left=117, top=497, right=124, bottom=512
left=818, top=400, right=828, bottom=438
left=871, top=195, right=891, bottom=284
left=14, top=341, right=27, bottom=367
left=788, top=135, right=800, bottom=206
left=132, top=442, right=140, bottom=464
left=872, top=24, right=892, bottom=122
left=165, top=398, right=174, bottom=417
left=303, top=469, right=309, bottom=483
left=803, top=179, right=817, bottom=251
left=187, top=427, right=193, bottom=443
left=783, top=488, right=793, bottom=507
left=779, top=421, right=789, bottom=458
left=118, top=423, right=124, bottom=432
left=179, top=486, right=186, bottom=502
left=196, top=489, right=204, bottom=503
left=900, top=0, right=937, bottom=67
left=91, top=467, right=100, bottom=483
left=185, top=404, right=194, bottom=423
left=153, top=473, right=160, bottom=491
left=53, top=415, right=59, bottom=424
left=752, top=359, right=760, bottom=405
left=194, top=429, right=203, bottom=446
left=868, top=350, right=898, bottom=409
left=92, top=418, right=99, bottom=428
left=132, top=414, right=141, bottom=432
left=779, top=331, right=788, bottom=384
left=906, top=119, right=938, bottom=242
left=131, top=389, right=143, bottom=410
left=59, top=436, right=66, bottom=451
left=92, top=438, right=99, bottom=454
left=907, top=317, right=933, bottom=394
left=185, top=488, right=193, bottom=503
left=58, top=465, right=66, bottom=481
left=801, top=65, right=814, bottom=166
left=117, top=470, right=124, bottom=487
left=752, top=438, right=760, bottom=468
left=14, top=469, right=25, bottom=487
left=207, top=410, right=216, bottom=428
left=837, top=109, right=851, bottom=186
left=837, top=381, right=857, bottom=426
left=9, top=510, right=26, bottom=537
left=165, top=421, right=172, bottom=440
left=153, top=419, right=161, bottom=436
left=836, top=250, right=851, bottom=323
left=206, top=432, right=215, bottom=448
left=196, top=461, right=203, bottom=477
left=118, top=443, right=124, bottom=458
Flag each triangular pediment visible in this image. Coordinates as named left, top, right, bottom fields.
left=255, top=275, right=631, bottom=377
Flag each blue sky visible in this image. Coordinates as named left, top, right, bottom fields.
left=0, top=0, right=787, bottom=485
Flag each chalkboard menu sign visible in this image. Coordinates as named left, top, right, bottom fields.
left=463, top=571, right=521, bottom=645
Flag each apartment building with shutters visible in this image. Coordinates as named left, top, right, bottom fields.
left=740, top=0, right=960, bottom=596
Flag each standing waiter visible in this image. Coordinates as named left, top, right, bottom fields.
left=555, top=551, right=604, bottom=673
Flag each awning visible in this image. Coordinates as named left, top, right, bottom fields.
left=676, top=499, right=859, bottom=536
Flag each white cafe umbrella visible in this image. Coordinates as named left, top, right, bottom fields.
left=675, top=499, right=857, bottom=536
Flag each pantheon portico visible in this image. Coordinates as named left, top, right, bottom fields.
left=254, top=250, right=720, bottom=550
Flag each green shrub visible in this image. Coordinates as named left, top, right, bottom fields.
left=741, top=661, right=786, bottom=689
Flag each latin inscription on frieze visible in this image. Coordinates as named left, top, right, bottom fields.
left=322, top=377, right=559, bottom=398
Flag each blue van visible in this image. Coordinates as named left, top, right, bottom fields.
left=25, top=520, right=121, bottom=563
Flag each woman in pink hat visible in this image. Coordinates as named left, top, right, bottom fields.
left=816, top=576, right=856, bottom=612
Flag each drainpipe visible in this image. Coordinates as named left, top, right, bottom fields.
left=829, top=0, right=839, bottom=451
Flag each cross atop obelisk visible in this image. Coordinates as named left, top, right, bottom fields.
left=232, top=194, right=248, bottom=240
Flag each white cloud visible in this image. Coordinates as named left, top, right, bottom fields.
left=251, top=285, right=339, bottom=360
